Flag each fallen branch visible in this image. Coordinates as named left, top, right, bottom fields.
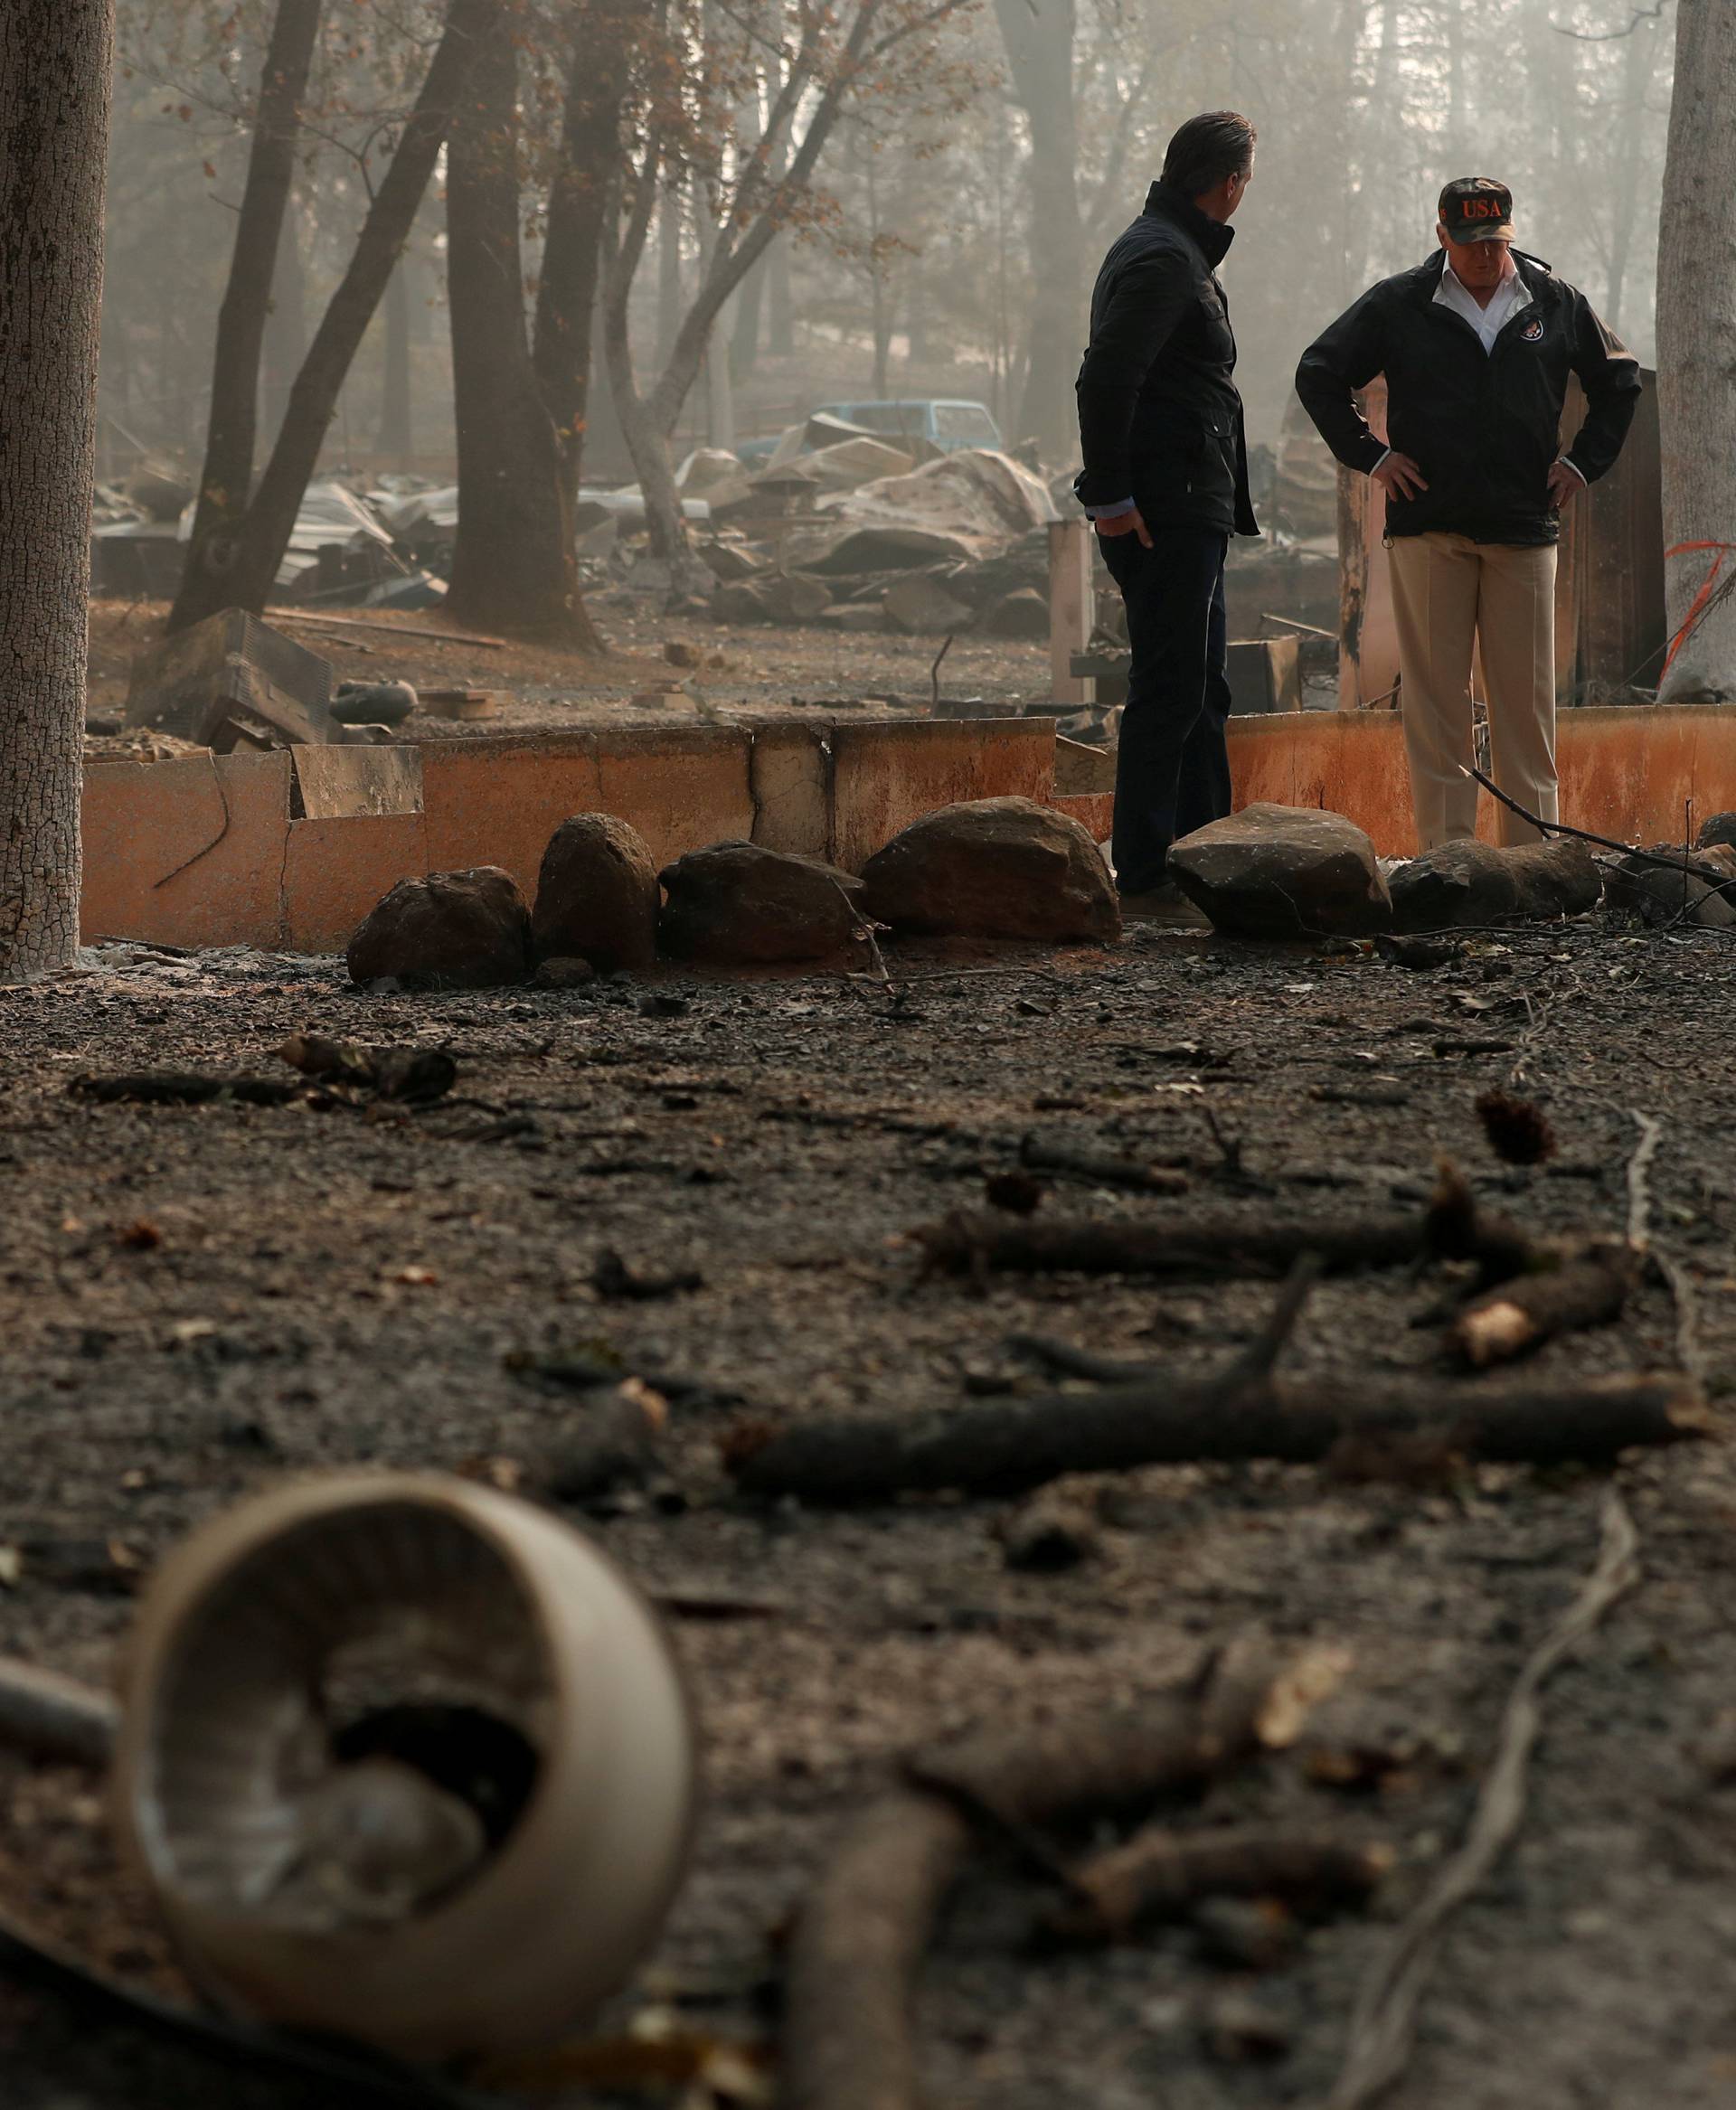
left=1326, top=1493, right=1640, bottom=2110
left=1045, top=1825, right=1392, bottom=1945
left=778, top=1639, right=1340, bottom=2110
left=68, top=1071, right=307, bottom=1107
left=910, top=1163, right=1531, bottom=1288
left=728, top=1370, right=1703, bottom=1502
left=1626, top=1110, right=1664, bottom=1249
left=0, top=1658, right=118, bottom=1767
left=1450, top=1247, right=1637, bottom=1368
left=1461, top=764, right=1713, bottom=876
left=1016, top=1134, right=1189, bottom=1195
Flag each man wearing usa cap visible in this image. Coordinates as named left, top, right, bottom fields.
left=1296, top=178, right=1640, bottom=850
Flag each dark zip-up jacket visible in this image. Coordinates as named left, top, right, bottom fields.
left=1074, top=183, right=1259, bottom=537
left=1295, top=248, right=1640, bottom=546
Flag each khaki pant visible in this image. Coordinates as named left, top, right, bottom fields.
left=1387, top=532, right=1558, bottom=850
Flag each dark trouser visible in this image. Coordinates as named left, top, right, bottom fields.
left=1099, top=527, right=1232, bottom=894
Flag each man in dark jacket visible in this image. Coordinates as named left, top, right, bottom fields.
left=1075, top=111, right=1260, bottom=904
left=1296, top=177, right=1639, bottom=850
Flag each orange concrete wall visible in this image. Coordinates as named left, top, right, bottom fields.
left=830, top=720, right=1054, bottom=871
left=80, top=718, right=1053, bottom=952
left=83, top=709, right=1736, bottom=953
left=1229, top=704, right=1736, bottom=860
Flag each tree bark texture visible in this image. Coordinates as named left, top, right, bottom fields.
left=994, top=0, right=1083, bottom=463
left=445, top=1, right=596, bottom=645
left=169, top=0, right=322, bottom=636
left=173, top=0, right=486, bottom=631
left=1656, top=0, right=1736, bottom=703
left=533, top=0, right=637, bottom=505
left=0, top=0, right=115, bottom=978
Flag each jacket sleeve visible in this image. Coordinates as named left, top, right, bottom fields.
left=1073, top=250, right=1194, bottom=509
left=1294, top=289, right=1390, bottom=476
left=1561, top=293, right=1641, bottom=483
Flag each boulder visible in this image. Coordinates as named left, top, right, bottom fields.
left=1390, top=836, right=1602, bottom=929
left=1606, top=847, right=1736, bottom=928
left=882, top=570, right=973, bottom=636
left=862, top=797, right=1120, bottom=945
left=1697, top=812, right=1736, bottom=852
left=1389, top=842, right=1520, bottom=931
left=532, top=814, right=659, bottom=973
left=1167, top=804, right=1391, bottom=937
left=347, top=867, right=531, bottom=989
left=980, top=587, right=1051, bottom=638
left=1505, top=837, right=1603, bottom=918
left=659, top=842, right=866, bottom=966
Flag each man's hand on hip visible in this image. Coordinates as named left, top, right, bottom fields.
left=1096, top=507, right=1154, bottom=549
left=1372, top=451, right=1429, bottom=501
left=1546, top=462, right=1584, bottom=511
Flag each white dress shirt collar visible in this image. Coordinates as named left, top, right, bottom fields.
left=1434, top=255, right=1532, bottom=354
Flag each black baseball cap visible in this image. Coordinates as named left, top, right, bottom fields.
left=1439, top=177, right=1515, bottom=243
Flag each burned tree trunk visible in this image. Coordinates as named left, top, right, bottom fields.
left=0, top=0, right=114, bottom=978
left=533, top=0, right=637, bottom=509
left=174, top=0, right=486, bottom=629
left=1656, top=0, right=1736, bottom=704
left=169, top=0, right=322, bottom=636
left=444, top=1, right=597, bottom=645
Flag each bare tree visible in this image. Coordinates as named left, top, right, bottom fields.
left=0, top=0, right=115, bottom=979
left=170, top=0, right=323, bottom=634
left=169, top=0, right=487, bottom=632
left=1656, top=0, right=1736, bottom=703
left=603, top=0, right=975, bottom=561
left=444, top=0, right=597, bottom=645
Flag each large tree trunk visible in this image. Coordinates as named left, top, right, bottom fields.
left=1656, top=0, right=1736, bottom=705
left=0, top=0, right=114, bottom=979
left=173, top=0, right=486, bottom=631
left=171, top=0, right=321, bottom=634
left=994, top=0, right=1082, bottom=464
left=444, top=1, right=595, bottom=645
left=533, top=0, right=637, bottom=506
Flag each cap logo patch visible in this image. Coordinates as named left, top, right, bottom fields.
left=1460, top=197, right=1507, bottom=222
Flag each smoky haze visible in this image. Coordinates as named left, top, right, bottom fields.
left=96, top=0, right=1673, bottom=495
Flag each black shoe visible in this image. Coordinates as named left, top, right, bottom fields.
left=1117, top=880, right=1184, bottom=919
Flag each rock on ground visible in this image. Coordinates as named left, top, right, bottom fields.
left=1607, top=846, right=1736, bottom=929
left=346, top=867, right=532, bottom=989
left=1391, top=837, right=1603, bottom=930
left=1506, top=838, right=1603, bottom=918
left=659, top=842, right=866, bottom=965
left=862, top=796, right=1121, bottom=944
left=532, top=814, right=659, bottom=974
left=1168, top=804, right=1391, bottom=937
